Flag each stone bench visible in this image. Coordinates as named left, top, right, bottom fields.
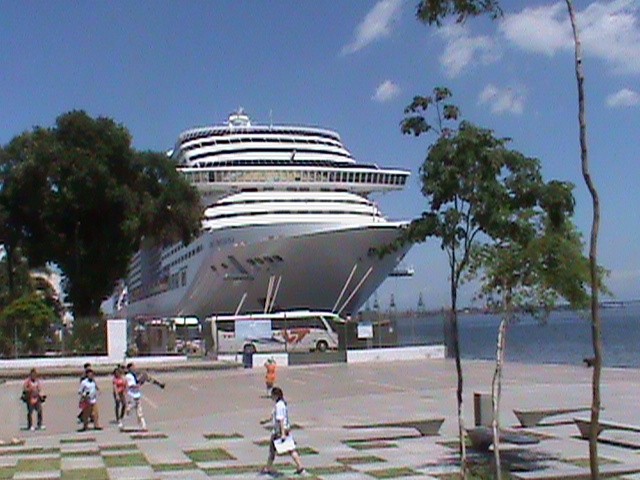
left=343, top=418, right=445, bottom=437
left=574, top=417, right=640, bottom=439
left=513, top=407, right=591, bottom=428
left=467, top=426, right=540, bottom=452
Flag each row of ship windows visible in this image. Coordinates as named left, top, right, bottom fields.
left=212, top=198, right=371, bottom=208
left=189, top=147, right=351, bottom=162
left=168, top=270, right=187, bottom=290
left=164, top=244, right=204, bottom=267
left=180, top=128, right=341, bottom=144
left=183, top=170, right=407, bottom=186
left=205, top=209, right=381, bottom=221
left=190, top=160, right=371, bottom=169
left=209, top=254, right=284, bottom=273
left=182, top=136, right=343, bottom=151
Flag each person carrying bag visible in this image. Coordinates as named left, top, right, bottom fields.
left=260, top=387, right=306, bottom=476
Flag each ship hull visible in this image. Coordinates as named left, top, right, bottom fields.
left=121, top=222, right=410, bottom=319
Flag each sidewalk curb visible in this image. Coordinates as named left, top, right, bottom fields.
left=0, top=359, right=241, bottom=380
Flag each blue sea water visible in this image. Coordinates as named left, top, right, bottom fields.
left=393, top=305, right=640, bottom=368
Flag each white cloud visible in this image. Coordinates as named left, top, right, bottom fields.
left=500, top=3, right=571, bottom=56
left=341, top=0, right=403, bottom=55
left=437, top=24, right=501, bottom=78
left=478, top=84, right=526, bottom=115
left=372, top=80, right=401, bottom=102
left=606, top=88, right=640, bottom=107
left=500, top=1, right=640, bottom=75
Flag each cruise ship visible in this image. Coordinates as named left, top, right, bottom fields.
left=118, top=110, right=412, bottom=319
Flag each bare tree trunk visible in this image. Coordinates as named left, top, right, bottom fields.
left=492, top=292, right=509, bottom=480
left=566, top=2, right=603, bottom=479
left=450, top=265, right=467, bottom=479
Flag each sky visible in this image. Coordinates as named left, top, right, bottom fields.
left=1, top=1, right=639, bottom=310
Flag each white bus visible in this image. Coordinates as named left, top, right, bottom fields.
left=211, top=310, right=341, bottom=355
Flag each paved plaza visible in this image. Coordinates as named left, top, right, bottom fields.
left=1, top=358, right=640, bottom=479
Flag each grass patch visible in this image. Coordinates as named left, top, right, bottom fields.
left=252, top=440, right=316, bottom=454
left=0, top=446, right=59, bottom=456
left=308, top=464, right=354, bottom=475
left=0, top=466, right=14, bottom=479
left=344, top=440, right=398, bottom=450
left=204, top=432, right=243, bottom=440
left=0, top=439, right=24, bottom=447
left=185, top=448, right=236, bottom=462
left=102, top=452, right=148, bottom=468
left=61, top=449, right=100, bottom=457
left=297, top=446, right=318, bottom=455
left=203, top=464, right=263, bottom=475
left=366, top=467, right=420, bottom=478
left=61, top=468, right=109, bottom=480
left=152, top=462, right=197, bottom=471
left=130, top=432, right=167, bottom=440
left=337, top=455, right=386, bottom=465
left=204, top=462, right=293, bottom=476
left=16, top=457, right=60, bottom=471
left=99, top=443, right=138, bottom=451
left=61, top=437, right=96, bottom=444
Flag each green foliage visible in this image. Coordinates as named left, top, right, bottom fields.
left=0, top=250, right=33, bottom=309
left=468, top=176, right=602, bottom=315
left=401, top=88, right=459, bottom=137
left=0, top=293, right=56, bottom=356
left=68, top=316, right=106, bottom=354
left=415, top=0, right=502, bottom=26
left=1, top=111, right=201, bottom=317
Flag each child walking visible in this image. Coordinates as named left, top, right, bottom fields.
left=264, top=358, right=277, bottom=396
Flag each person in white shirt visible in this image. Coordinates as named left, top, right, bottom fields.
left=78, top=369, right=101, bottom=431
left=123, top=363, right=147, bottom=431
left=260, top=387, right=305, bottom=476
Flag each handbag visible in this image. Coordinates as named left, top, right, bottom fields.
left=273, top=434, right=296, bottom=454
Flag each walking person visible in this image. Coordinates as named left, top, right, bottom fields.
left=22, top=369, right=45, bottom=431
left=260, top=387, right=306, bottom=476
left=77, top=363, right=92, bottom=424
left=123, top=363, right=147, bottom=431
left=264, top=357, right=277, bottom=396
left=112, top=366, right=127, bottom=428
left=78, top=368, right=102, bottom=431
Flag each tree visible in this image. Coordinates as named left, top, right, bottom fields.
left=0, top=292, right=56, bottom=357
left=413, top=2, right=603, bottom=477
left=415, top=0, right=502, bottom=25
left=401, top=89, right=472, bottom=474
left=470, top=180, right=591, bottom=478
left=400, top=91, right=559, bottom=475
left=566, top=2, right=603, bottom=477
left=1, top=111, right=201, bottom=327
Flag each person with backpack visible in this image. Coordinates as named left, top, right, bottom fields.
left=22, top=369, right=45, bottom=431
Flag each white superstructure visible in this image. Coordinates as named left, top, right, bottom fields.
left=119, top=110, right=412, bottom=319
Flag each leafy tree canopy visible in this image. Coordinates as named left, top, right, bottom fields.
left=1, top=111, right=201, bottom=317
left=415, top=0, right=502, bottom=26
left=0, top=292, right=56, bottom=356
